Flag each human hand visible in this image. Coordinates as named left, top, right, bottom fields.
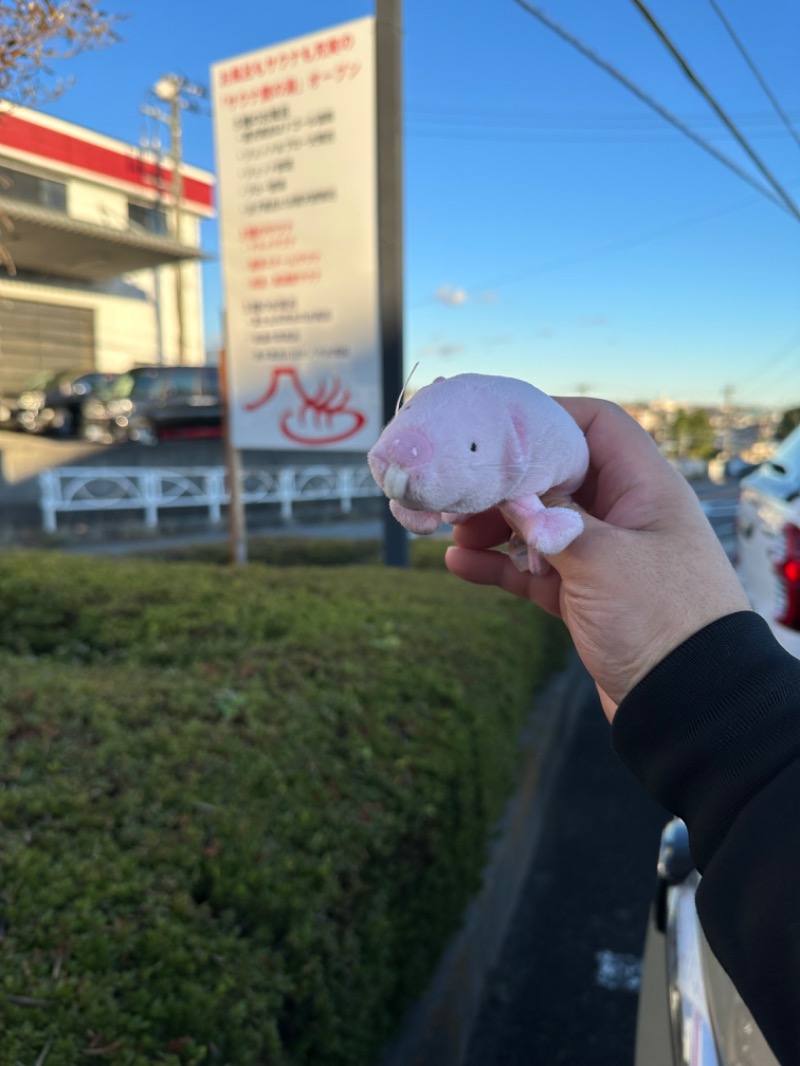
left=445, top=397, right=751, bottom=720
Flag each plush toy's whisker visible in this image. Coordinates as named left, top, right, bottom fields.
left=462, top=460, right=526, bottom=473
left=395, top=362, right=421, bottom=416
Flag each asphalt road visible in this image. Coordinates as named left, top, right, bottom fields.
left=461, top=488, right=738, bottom=1066
left=462, top=680, right=669, bottom=1066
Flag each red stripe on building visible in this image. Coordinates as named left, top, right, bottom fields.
left=0, top=112, right=214, bottom=210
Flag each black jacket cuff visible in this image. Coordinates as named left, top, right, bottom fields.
left=611, top=611, right=800, bottom=871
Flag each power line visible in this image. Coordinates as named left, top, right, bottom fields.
left=703, top=0, right=800, bottom=153
left=628, top=0, right=800, bottom=222
left=736, top=329, right=800, bottom=391
left=409, top=186, right=773, bottom=309
left=407, top=102, right=800, bottom=134
left=405, top=120, right=796, bottom=147
left=510, top=0, right=800, bottom=222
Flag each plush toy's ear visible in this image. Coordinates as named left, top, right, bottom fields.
left=433, top=376, right=446, bottom=384
left=506, top=404, right=528, bottom=469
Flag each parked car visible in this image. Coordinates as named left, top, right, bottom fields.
left=669, top=456, right=708, bottom=481
left=635, top=818, right=778, bottom=1066
left=708, top=454, right=759, bottom=484
left=0, top=369, right=118, bottom=437
left=81, top=365, right=223, bottom=445
left=736, top=425, right=800, bottom=659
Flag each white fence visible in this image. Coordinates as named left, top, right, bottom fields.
left=38, top=464, right=381, bottom=534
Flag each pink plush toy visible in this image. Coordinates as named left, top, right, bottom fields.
left=367, top=373, right=589, bottom=573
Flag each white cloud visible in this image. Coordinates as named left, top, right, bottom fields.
left=433, top=285, right=501, bottom=307
left=416, top=342, right=466, bottom=358
left=435, top=285, right=469, bottom=306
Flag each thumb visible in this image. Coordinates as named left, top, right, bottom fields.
left=539, top=496, right=621, bottom=575
left=506, top=496, right=607, bottom=577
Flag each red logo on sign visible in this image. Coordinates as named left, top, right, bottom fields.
left=245, top=366, right=366, bottom=446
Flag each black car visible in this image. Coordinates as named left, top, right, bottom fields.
left=81, top=365, right=222, bottom=445
left=0, top=369, right=119, bottom=437
left=635, top=818, right=778, bottom=1065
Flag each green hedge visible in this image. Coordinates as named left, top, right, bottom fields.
left=0, top=545, right=570, bottom=1065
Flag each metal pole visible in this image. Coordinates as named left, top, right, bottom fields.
left=376, top=0, right=409, bottom=567
left=219, top=316, right=248, bottom=564
left=169, top=92, right=187, bottom=366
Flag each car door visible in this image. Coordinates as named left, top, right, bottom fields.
left=156, top=368, right=203, bottom=432
left=188, top=367, right=222, bottom=433
left=151, top=367, right=221, bottom=439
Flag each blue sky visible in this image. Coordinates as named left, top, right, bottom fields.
left=37, top=0, right=800, bottom=408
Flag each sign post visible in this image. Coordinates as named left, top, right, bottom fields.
left=217, top=324, right=247, bottom=564
left=375, top=0, right=409, bottom=567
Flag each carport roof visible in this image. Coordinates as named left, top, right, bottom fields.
left=0, top=196, right=211, bottom=281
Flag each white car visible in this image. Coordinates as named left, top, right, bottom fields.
left=635, top=819, right=779, bottom=1066
left=736, top=425, right=800, bottom=659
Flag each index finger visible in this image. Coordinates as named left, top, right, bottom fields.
left=553, top=396, right=686, bottom=520
left=451, top=507, right=511, bottom=550
left=554, top=396, right=664, bottom=470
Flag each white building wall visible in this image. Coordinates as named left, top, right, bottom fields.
left=0, top=112, right=212, bottom=375
left=0, top=260, right=206, bottom=373
left=68, top=178, right=129, bottom=229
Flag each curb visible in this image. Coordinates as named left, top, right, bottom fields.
left=379, top=649, right=594, bottom=1066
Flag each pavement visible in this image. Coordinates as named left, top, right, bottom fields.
left=462, top=677, right=668, bottom=1066
left=381, top=651, right=669, bottom=1066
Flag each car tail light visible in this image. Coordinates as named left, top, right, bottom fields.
left=774, top=523, right=800, bottom=630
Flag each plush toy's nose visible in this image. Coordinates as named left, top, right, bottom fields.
left=380, top=429, right=433, bottom=470
left=368, top=428, right=434, bottom=501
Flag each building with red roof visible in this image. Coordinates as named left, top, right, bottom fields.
left=0, top=104, right=215, bottom=392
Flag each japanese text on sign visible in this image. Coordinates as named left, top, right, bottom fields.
left=212, top=17, right=381, bottom=451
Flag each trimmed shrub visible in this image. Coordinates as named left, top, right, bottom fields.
left=0, top=548, right=569, bottom=1065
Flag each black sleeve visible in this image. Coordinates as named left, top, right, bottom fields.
left=611, top=611, right=800, bottom=1066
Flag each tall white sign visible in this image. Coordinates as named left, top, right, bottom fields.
left=212, top=18, right=381, bottom=450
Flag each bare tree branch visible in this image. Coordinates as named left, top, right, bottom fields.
left=0, top=1, right=121, bottom=105
left=0, top=2, right=121, bottom=271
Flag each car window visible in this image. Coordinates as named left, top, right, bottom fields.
left=174, top=368, right=203, bottom=398
left=73, top=373, right=113, bottom=395
left=101, top=374, right=135, bottom=400
left=164, top=369, right=203, bottom=398
left=124, top=367, right=215, bottom=401
left=129, top=369, right=165, bottom=400
left=764, top=424, right=800, bottom=478
left=200, top=367, right=220, bottom=397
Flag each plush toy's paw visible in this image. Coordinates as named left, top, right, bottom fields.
left=529, top=506, right=583, bottom=555
left=442, top=512, right=473, bottom=526
left=389, top=500, right=442, bottom=535
left=508, top=534, right=551, bottom=575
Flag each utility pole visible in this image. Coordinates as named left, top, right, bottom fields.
left=144, top=74, right=206, bottom=365
left=376, top=0, right=409, bottom=567
left=722, top=384, right=736, bottom=457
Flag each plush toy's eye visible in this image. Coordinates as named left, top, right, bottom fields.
left=470, top=441, right=477, bottom=452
